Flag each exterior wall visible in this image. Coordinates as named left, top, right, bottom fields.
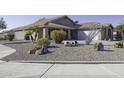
left=14, top=31, right=27, bottom=40
left=14, top=30, right=36, bottom=40
left=43, top=28, right=49, bottom=38
left=113, top=32, right=117, bottom=35
left=0, top=33, right=4, bottom=38
left=78, top=30, right=100, bottom=40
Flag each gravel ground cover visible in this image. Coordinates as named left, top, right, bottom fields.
left=2, top=41, right=124, bottom=61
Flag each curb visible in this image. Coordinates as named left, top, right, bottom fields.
left=2, top=40, right=32, bottom=45
left=8, top=60, right=124, bottom=64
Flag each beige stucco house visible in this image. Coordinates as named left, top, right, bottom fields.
left=8, top=15, right=113, bottom=41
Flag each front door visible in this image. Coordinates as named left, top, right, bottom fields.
left=71, top=31, right=78, bottom=40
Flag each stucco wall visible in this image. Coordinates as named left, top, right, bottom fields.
left=15, top=31, right=27, bottom=40
left=14, top=30, right=36, bottom=40
left=0, top=33, right=4, bottom=38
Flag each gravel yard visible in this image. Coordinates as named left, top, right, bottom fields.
left=2, top=41, right=124, bottom=61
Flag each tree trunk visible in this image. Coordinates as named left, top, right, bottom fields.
left=31, top=35, right=34, bottom=42
left=34, top=33, right=37, bottom=41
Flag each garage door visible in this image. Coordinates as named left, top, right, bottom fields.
left=78, top=30, right=99, bottom=40
left=15, top=31, right=26, bottom=40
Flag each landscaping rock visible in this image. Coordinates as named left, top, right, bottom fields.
left=41, top=46, right=49, bottom=54
left=4, top=41, right=124, bottom=61
left=94, top=42, right=104, bottom=51
left=35, top=49, right=41, bottom=55
left=27, top=49, right=36, bottom=54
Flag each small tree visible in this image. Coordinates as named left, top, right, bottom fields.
left=0, top=17, right=7, bottom=30
left=51, top=30, right=66, bottom=43
left=27, top=26, right=41, bottom=42
left=116, top=25, right=124, bottom=40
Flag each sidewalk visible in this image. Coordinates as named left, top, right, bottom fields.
left=0, top=61, right=124, bottom=78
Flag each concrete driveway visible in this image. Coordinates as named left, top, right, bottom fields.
left=0, top=44, right=16, bottom=59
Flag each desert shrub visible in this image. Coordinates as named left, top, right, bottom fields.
left=113, top=42, right=123, bottom=48
left=7, top=34, right=15, bottom=41
left=51, top=30, right=66, bottom=43
left=94, top=42, right=104, bottom=51
left=36, top=38, right=50, bottom=48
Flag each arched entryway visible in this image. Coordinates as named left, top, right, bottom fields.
left=101, top=28, right=113, bottom=41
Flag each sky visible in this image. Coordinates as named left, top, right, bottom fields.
left=0, top=15, right=124, bottom=30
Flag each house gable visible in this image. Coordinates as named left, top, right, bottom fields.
left=51, top=16, right=76, bottom=27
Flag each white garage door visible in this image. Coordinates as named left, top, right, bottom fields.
left=78, top=30, right=99, bottom=40
left=15, top=31, right=26, bottom=40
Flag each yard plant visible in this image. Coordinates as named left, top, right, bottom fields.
left=0, top=17, right=7, bottom=30
left=113, top=42, right=123, bottom=48
left=51, top=30, right=66, bottom=43
left=27, top=26, right=41, bottom=42
left=116, top=25, right=124, bottom=40
left=36, top=38, right=50, bottom=48
left=7, top=34, right=15, bottom=41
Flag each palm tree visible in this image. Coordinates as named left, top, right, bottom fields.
left=26, top=30, right=34, bottom=42
left=32, top=26, right=41, bottom=41
left=27, top=26, right=41, bottom=42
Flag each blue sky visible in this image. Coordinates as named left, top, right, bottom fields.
left=0, top=15, right=124, bottom=30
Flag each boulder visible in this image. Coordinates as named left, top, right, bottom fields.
left=35, top=49, right=41, bottom=55
left=27, top=49, right=36, bottom=54
left=94, top=42, right=104, bottom=51
left=41, top=45, right=49, bottom=54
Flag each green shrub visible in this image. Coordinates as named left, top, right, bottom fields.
left=4, top=35, right=8, bottom=40
left=113, top=42, right=123, bottom=48
left=7, top=34, right=15, bottom=41
left=51, top=30, right=66, bottom=43
left=115, top=34, right=122, bottom=41
left=36, top=38, right=50, bottom=48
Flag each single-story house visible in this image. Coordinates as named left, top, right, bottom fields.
left=8, top=15, right=114, bottom=41
left=0, top=30, right=14, bottom=38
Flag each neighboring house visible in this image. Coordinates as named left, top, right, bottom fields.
left=0, top=30, right=14, bottom=38
left=9, top=15, right=113, bottom=41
